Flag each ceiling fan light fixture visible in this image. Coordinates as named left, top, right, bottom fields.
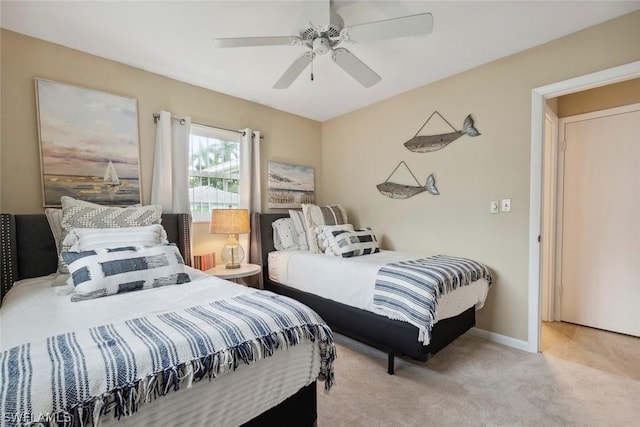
left=312, top=38, right=331, bottom=55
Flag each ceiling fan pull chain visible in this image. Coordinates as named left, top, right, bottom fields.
left=311, top=54, right=314, bottom=81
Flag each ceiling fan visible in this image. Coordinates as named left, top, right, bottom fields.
left=213, top=1, right=433, bottom=89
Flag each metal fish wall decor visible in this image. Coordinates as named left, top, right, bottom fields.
left=404, top=111, right=480, bottom=153
left=377, top=161, right=440, bottom=199
left=377, top=174, right=439, bottom=199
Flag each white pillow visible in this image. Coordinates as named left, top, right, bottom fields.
left=288, top=210, right=309, bottom=251
left=62, top=244, right=190, bottom=301
left=315, top=224, right=354, bottom=252
left=272, top=218, right=300, bottom=251
left=65, top=224, right=168, bottom=251
left=301, top=204, right=348, bottom=253
left=325, top=227, right=380, bottom=258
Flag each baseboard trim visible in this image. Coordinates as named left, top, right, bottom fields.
left=468, top=327, right=531, bottom=352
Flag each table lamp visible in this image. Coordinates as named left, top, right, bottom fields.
left=209, top=208, right=250, bottom=269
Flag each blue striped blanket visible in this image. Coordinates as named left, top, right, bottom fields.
left=373, top=255, right=492, bottom=343
left=0, top=292, right=335, bottom=427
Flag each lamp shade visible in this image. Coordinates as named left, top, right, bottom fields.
left=209, top=209, right=250, bottom=235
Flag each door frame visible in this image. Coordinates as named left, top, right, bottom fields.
left=527, top=60, right=640, bottom=353
left=540, top=107, right=558, bottom=322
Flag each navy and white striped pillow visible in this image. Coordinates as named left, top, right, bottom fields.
left=327, top=227, right=380, bottom=258
left=62, top=244, right=190, bottom=301
left=301, top=204, right=348, bottom=253
left=316, top=224, right=354, bottom=254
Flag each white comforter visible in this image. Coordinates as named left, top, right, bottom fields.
left=268, top=250, right=490, bottom=323
left=0, top=267, right=249, bottom=349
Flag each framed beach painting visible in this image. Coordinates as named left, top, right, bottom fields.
left=268, top=161, right=315, bottom=208
left=35, top=78, right=141, bottom=206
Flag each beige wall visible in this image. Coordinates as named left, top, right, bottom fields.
left=321, top=11, right=640, bottom=341
left=2, top=11, right=640, bottom=343
left=557, top=77, right=640, bottom=117
left=0, top=30, right=321, bottom=257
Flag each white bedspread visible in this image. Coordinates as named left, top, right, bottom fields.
left=1, top=268, right=245, bottom=348
left=268, top=250, right=490, bottom=323
left=0, top=268, right=321, bottom=427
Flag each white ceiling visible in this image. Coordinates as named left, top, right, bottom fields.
left=2, top=1, right=639, bottom=122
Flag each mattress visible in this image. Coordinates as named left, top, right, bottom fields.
left=268, top=250, right=490, bottom=322
left=0, top=268, right=320, bottom=427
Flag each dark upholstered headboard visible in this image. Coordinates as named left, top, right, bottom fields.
left=0, top=213, right=191, bottom=303
left=251, top=212, right=289, bottom=286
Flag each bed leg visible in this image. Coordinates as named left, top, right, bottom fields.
left=387, top=353, right=395, bottom=375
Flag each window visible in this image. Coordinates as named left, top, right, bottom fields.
left=188, top=124, right=242, bottom=222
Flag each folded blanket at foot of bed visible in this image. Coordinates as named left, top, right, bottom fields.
left=373, top=255, right=492, bottom=344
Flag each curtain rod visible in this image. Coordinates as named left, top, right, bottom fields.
left=152, top=113, right=263, bottom=139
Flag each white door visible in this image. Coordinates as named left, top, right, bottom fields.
left=559, top=104, right=640, bottom=337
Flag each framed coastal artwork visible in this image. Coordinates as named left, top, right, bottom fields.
left=35, top=78, right=141, bottom=206
left=267, top=161, right=315, bottom=208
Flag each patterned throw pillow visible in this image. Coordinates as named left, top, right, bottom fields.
left=272, top=218, right=300, bottom=251
left=55, top=196, right=163, bottom=280
left=60, top=196, right=162, bottom=233
left=288, top=210, right=310, bottom=251
left=62, top=244, right=190, bottom=302
left=326, top=227, right=380, bottom=258
left=315, top=224, right=354, bottom=253
left=301, top=204, right=348, bottom=253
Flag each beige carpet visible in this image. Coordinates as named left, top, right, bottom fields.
left=317, top=333, right=640, bottom=426
left=541, top=321, right=640, bottom=382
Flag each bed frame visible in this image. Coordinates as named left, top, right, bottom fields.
left=253, top=212, right=476, bottom=375
left=0, top=213, right=317, bottom=427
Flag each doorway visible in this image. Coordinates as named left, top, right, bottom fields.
left=528, top=60, right=640, bottom=353
left=539, top=98, right=640, bottom=376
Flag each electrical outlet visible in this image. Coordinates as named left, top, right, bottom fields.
left=490, top=200, right=499, bottom=214
left=501, top=198, right=511, bottom=212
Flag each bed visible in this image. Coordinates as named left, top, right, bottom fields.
left=0, top=213, right=333, bottom=427
left=252, top=212, right=491, bottom=375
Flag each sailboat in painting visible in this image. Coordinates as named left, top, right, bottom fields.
left=103, top=160, right=121, bottom=199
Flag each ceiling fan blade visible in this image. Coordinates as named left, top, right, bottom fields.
left=341, top=12, right=433, bottom=43
left=332, top=48, right=381, bottom=88
left=214, top=36, right=301, bottom=48
left=273, top=52, right=316, bottom=89
left=302, top=0, right=331, bottom=29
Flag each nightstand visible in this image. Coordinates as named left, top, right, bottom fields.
left=205, top=263, right=262, bottom=285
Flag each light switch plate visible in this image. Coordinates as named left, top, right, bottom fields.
left=490, top=200, right=499, bottom=213
left=501, top=198, right=511, bottom=212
